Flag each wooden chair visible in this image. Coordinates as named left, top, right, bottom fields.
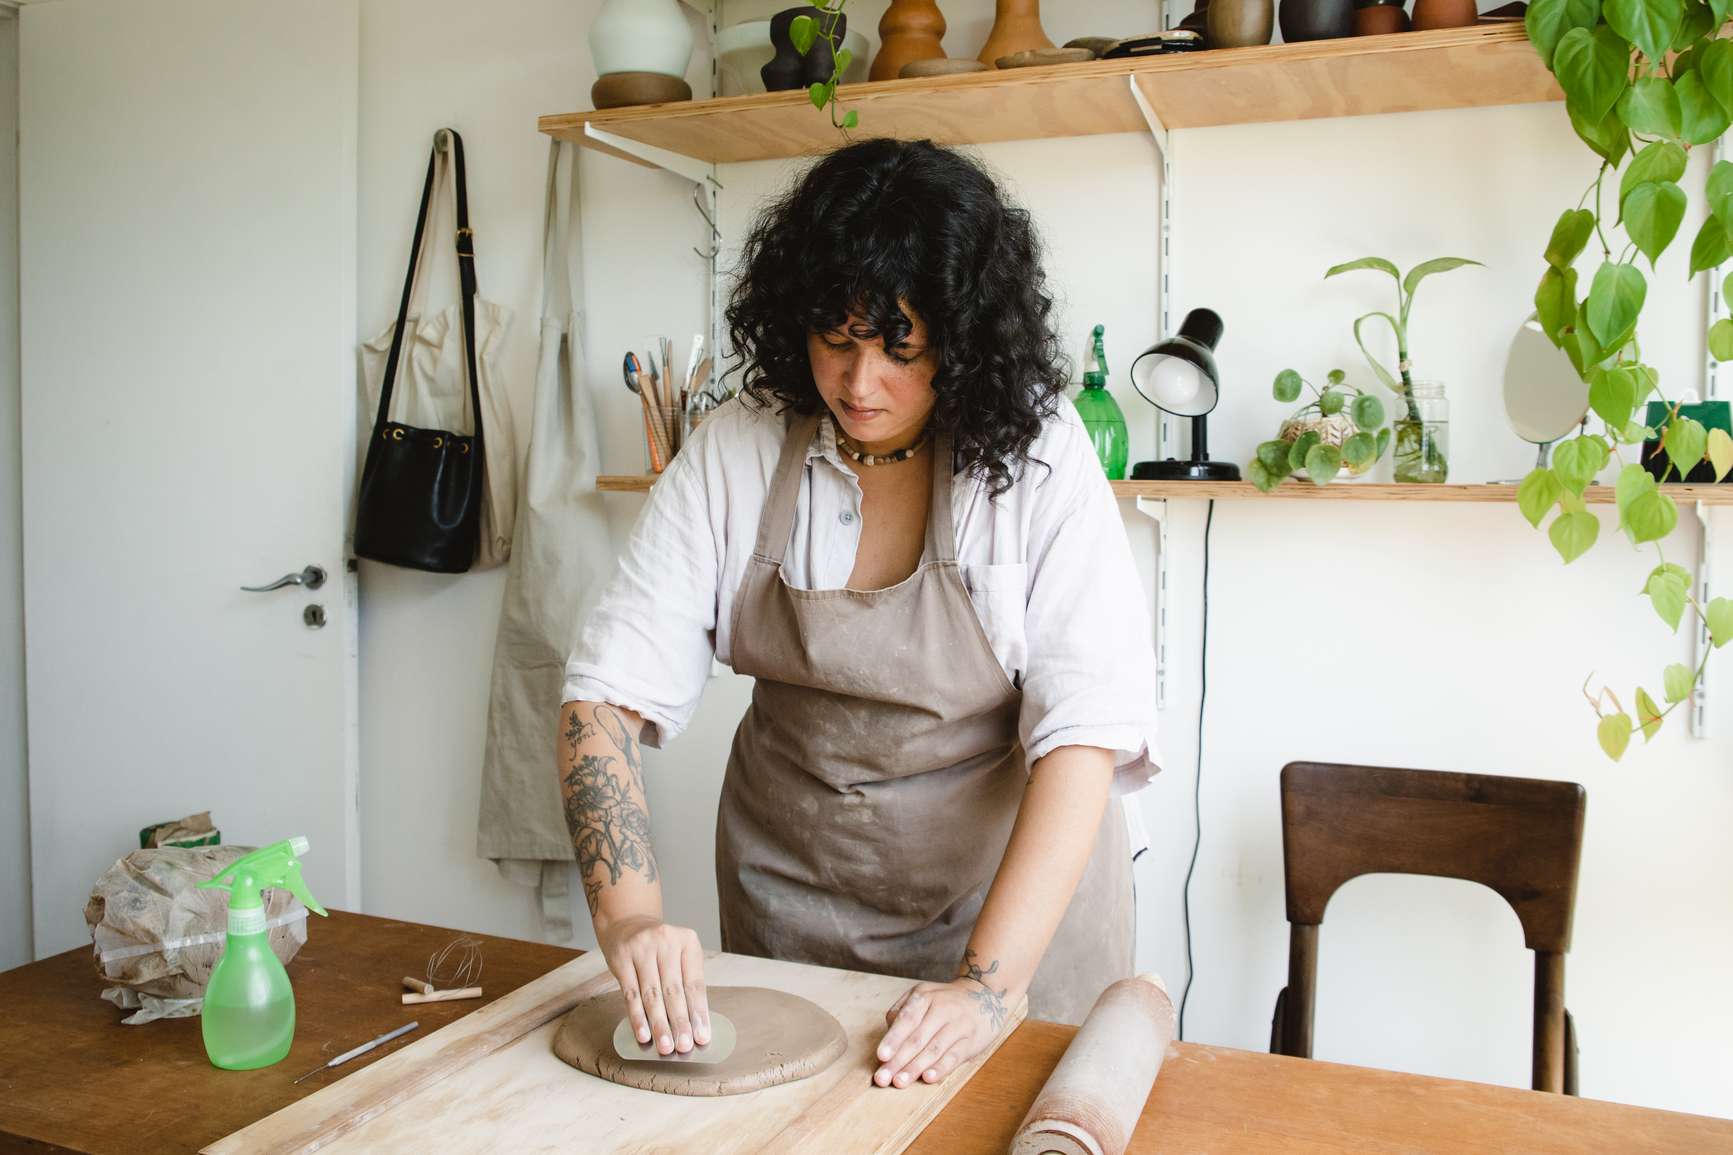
left=1268, top=761, right=1585, bottom=1094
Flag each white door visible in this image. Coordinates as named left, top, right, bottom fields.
left=20, top=0, right=359, bottom=956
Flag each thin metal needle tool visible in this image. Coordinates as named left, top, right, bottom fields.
left=292, top=1021, right=421, bottom=1085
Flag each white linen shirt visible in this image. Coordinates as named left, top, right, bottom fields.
left=562, top=395, right=1162, bottom=796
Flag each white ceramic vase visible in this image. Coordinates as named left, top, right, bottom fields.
left=590, top=0, right=694, bottom=79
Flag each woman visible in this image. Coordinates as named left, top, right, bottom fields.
left=558, top=139, right=1159, bottom=1090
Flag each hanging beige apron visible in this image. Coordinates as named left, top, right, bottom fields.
left=719, top=412, right=1133, bottom=1025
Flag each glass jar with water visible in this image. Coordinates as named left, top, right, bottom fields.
left=1392, top=380, right=1449, bottom=483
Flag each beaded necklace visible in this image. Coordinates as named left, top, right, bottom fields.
left=834, top=424, right=931, bottom=467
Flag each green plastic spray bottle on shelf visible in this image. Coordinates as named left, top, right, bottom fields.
left=1073, top=323, right=1128, bottom=480
left=197, top=837, right=327, bottom=1070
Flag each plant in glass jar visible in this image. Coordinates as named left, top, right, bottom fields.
left=1248, top=368, right=1391, bottom=490
left=1325, top=255, right=1482, bottom=483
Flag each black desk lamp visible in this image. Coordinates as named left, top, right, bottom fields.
left=1128, top=307, right=1240, bottom=481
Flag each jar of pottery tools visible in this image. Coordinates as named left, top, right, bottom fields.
left=1392, top=380, right=1449, bottom=483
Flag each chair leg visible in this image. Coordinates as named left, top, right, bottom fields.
left=1564, top=1009, right=1579, bottom=1097
left=1285, top=924, right=1318, bottom=1059
left=1270, top=986, right=1287, bottom=1054
left=1532, top=951, right=1566, bottom=1093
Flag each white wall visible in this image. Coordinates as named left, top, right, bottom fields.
left=351, top=0, right=1732, bottom=1120
left=0, top=8, right=30, bottom=972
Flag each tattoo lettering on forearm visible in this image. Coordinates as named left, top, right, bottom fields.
left=958, top=947, right=1009, bottom=1030
left=561, top=705, right=657, bottom=915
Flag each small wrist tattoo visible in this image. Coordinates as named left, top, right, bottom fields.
left=957, top=947, right=1009, bottom=1030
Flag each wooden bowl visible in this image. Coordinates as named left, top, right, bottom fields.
left=591, top=72, right=693, bottom=110
left=900, top=58, right=990, bottom=78
left=996, top=46, right=1097, bottom=69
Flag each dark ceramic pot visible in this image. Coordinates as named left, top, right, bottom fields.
left=1279, top=0, right=1355, bottom=40
left=764, top=6, right=848, bottom=92
left=1353, top=3, right=1411, bottom=32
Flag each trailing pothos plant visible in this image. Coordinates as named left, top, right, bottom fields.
left=789, top=1, right=858, bottom=131
left=1525, top=0, right=1733, bottom=758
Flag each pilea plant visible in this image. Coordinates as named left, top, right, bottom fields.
left=790, top=1, right=858, bottom=130
left=1525, top=0, right=1733, bottom=757
left=1248, top=368, right=1391, bottom=490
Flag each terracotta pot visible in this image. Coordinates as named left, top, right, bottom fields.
left=1279, top=0, right=1356, bottom=39
left=1353, top=3, right=1411, bottom=33
left=977, top=0, right=1054, bottom=66
left=1208, top=0, right=1275, bottom=47
left=874, top=0, right=948, bottom=81
left=1411, top=0, right=1476, bottom=28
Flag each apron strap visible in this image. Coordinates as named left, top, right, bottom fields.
left=754, top=411, right=821, bottom=564
left=925, top=431, right=957, bottom=564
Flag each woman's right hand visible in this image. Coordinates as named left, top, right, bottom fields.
left=596, top=914, right=711, bottom=1056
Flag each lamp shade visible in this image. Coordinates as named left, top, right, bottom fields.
left=1129, top=308, right=1224, bottom=418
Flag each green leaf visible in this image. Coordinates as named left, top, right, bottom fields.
left=1626, top=486, right=1680, bottom=541
left=1352, top=312, right=1402, bottom=391
left=1708, top=427, right=1733, bottom=480
left=1707, top=161, right=1733, bottom=236
left=1707, top=597, right=1733, bottom=646
left=1675, top=0, right=1716, bottom=49
left=1529, top=0, right=1604, bottom=66
left=1632, top=364, right=1660, bottom=401
left=1248, top=457, right=1276, bottom=492
left=791, top=13, right=817, bottom=54
left=1664, top=662, right=1695, bottom=703
left=1304, top=442, right=1342, bottom=485
left=1553, top=435, right=1608, bottom=493
left=1620, top=141, right=1688, bottom=205
left=1557, top=26, right=1633, bottom=122
left=1597, top=712, right=1633, bottom=761
left=1622, top=420, right=1657, bottom=443
left=1343, top=432, right=1377, bottom=468
left=1724, top=270, right=1733, bottom=304
left=1698, top=37, right=1733, bottom=116
left=1617, top=77, right=1682, bottom=137
left=1288, top=431, right=1321, bottom=473
left=1545, top=209, right=1597, bottom=271
left=1324, top=257, right=1401, bottom=281
left=1549, top=508, right=1601, bottom=562
left=1636, top=687, right=1664, bottom=742
left=1273, top=369, right=1303, bottom=402
left=841, top=108, right=859, bottom=130
left=1712, top=0, right=1733, bottom=32
left=1688, top=216, right=1731, bottom=276
left=1376, top=427, right=1392, bottom=458
left=1710, top=319, right=1733, bottom=360
left=1622, top=181, right=1686, bottom=268
left=1605, top=0, right=1683, bottom=63
left=1519, top=467, right=1566, bottom=527
left=1585, top=262, right=1646, bottom=349
left=1352, top=393, right=1386, bottom=430
left=1646, top=567, right=1689, bottom=631
left=1589, top=364, right=1639, bottom=429
left=1667, top=415, right=1708, bottom=477
left=1320, top=389, right=1346, bottom=416
left=1565, top=307, right=1609, bottom=376
left=808, top=81, right=829, bottom=109
left=1327, top=368, right=1346, bottom=386
left=1535, top=266, right=1579, bottom=345
left=1257, top=440, right=1294, bottom=476
left=1615, top=461, right=1656, bottom=530
left=1676, top=70, right=1731, bottom=144
left=835, top=48, right=854, bottom=73
left=1402, top=257, right=1482, bottom=299
left=1569, top=101, right=1632, bottom=165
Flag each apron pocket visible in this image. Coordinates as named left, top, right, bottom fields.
left=960, top=562, right=1027, bottom=686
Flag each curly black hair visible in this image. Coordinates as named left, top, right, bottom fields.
left=724, top=138, right=1069, bottom=497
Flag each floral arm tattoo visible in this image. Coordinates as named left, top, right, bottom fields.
left=957, top=947, right=1009, bottom=1030
left=560, top=704, right=658, bottom=915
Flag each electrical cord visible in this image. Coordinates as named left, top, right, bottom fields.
left=1177, top=498, right=1214, bottom=1041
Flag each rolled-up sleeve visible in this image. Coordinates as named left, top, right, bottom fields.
left=1018, top=426, right=1162, bottom=794
left=561, top=446, right=719, bottom=748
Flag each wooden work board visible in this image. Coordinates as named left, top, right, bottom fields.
left=204, top=950, right=1027, bottom=1154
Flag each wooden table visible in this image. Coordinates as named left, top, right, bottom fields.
left=3, top=911, right=1727, bottom=1153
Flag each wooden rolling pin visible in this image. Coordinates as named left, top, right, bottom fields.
left=1010, top=973, right=1176, bottom=1155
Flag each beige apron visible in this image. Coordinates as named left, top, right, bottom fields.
left=718, top=412, right=1133, bottom=1025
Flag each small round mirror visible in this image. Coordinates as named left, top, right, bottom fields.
left=1503, top=315, right=1589, bottom=451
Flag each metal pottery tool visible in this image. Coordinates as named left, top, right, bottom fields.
left=624, top=351, right=665, bottom=471
left=611, top=1011, right=738, bottom=1065
left=292, top=1021, right=421, bottom=1084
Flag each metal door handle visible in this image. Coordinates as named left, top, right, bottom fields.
left=242, top=565, right=327, bottom=593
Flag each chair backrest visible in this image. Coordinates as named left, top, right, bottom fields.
left=1280, top=761, right=1585, bottom=951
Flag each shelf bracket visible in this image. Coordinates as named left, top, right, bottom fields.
left=1128, top=75, right=1176, bottom=461
left=1692, top=500, right=1715, bottom=737
left=1135, top=496, right=1170, bottom=710
left=582, top=122, right=713, bottom=186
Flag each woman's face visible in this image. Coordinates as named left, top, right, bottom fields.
left=807, top=304, right=938, bottom=452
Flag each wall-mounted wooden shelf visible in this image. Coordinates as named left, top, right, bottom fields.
left=541, top=26, right=1560, bottom=166
left=596, top=475, right=1733, bottom=504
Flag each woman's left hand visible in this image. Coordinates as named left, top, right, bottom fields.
left=872, top=977, right=1014, bottom=1089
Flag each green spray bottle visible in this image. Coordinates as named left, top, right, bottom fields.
left=197, top=837, right=327, bottom=1069
left=1073, top=323, right=1129, bottom=479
